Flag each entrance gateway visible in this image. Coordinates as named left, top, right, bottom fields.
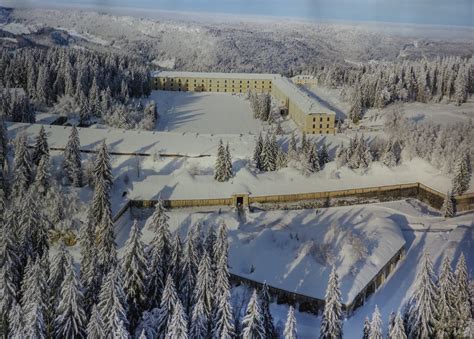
left=231, top=193, right=249, bottom=208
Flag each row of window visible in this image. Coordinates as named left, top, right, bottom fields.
left=162, top=78, right=271, bottom=85
left=313, top=116, right=331, bottom=122
left=313, top=124, right=331, bottom=129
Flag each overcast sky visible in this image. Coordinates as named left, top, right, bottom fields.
left=2, top=0, right=473, bottom=26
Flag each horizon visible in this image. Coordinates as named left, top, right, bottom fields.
left=1, top=0, right=473, bottom=27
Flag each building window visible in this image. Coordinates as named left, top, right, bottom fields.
left=320, top=117, right=323, bottom=122
left=313, top=117, right=316, bottom=122
left=327, top=124, right=329, bottom=128
left=320, top=124, right=322, bottom=128
left=327, top=117, right=330, bottom=121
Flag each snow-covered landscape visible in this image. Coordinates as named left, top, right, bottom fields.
left=0, top=1, right=473, bottom=339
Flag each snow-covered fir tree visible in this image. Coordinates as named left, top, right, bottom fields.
left=180, top=227, right=199, bottom=315
left=97, top=267, right=128, bottom=339
left=362, top=316, right=370, bottom=339
left=113, top=319, right=130, bottom=339
left=307, top=144, right=321, bottom=175
left=318, top=143, right=329, bottom=169
left=190, top=249, right=214, bottom=338
left=134, top=309, right=159, bottom=339
left=406, top=252, right=438, bottom=338
left=63, top=126, right=83, bottom=187
left=169, top=234, right=183, bottom=291
left=454, top=253, right=471, bottom=337
left=147, top=200, right=172, bottom=309
left=33, top=154, right=52, bottom=195
left=121, top=220, right=147, bottom=330
left=156, top=274, right=179, bottom=338
left=96, top=210, right=117, bottom=280
left=86, top=304, right=105, bottom=339
left=436, top=255, right=457, bottom=337
left=7, top=301, right=23, bottom=339
left=389, top=312, right=407, bottom=339
left=214, top=139, right=232, bottom=182
left=288, top=132, right=298, bottom=162
left=260, top=282, right=276, bottom=338
left=300, top=132, right=309, bottom=155
left=368, top=305, right=383, bottom=339
left=32, top=126, right=49, bottom=166
left=166, top=298, right=188, bottom=339
left=442, top=191, right=455, bottom=218
left=242, top=289, right=265, bottom=339
left=381, top=141, right=397, bottom=167
left=283, top=305, right=297, bottom=339
left=261, top=133, right=277, bottom=172
left=48, top=243, right=71, bottom=310
left=11, top=134, right=32, bottom=202
left=276, top=146, right=288, bottom=170
left=320, top=266, right=343, bottom=339
left=451, top=152, right=471, bottom=195
left=53, top=256, right=86, bottom=339
left=253, top=133, right=264, bottom=171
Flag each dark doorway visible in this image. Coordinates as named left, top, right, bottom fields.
left=236, top=196, right=244, bottom=206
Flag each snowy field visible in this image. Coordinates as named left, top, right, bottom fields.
left=109, top=200, right=473, bottom=338
left=151, top=90, right=265, bottom=134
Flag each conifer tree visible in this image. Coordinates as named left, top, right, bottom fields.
left=113, top=319, right=130, bottom=339
left=260, top=282, right=275, bottom=338
left=406, top=252, right=438, bottom=338
left=369, top=305, right=383, bottom=339
left=166, top=298, right=188, bottom=339
left=304, top=144, right=320, bottom=176
left=453, top=253, right=471, bottom=337
left=262, top=134, right=276, bottom=172
left=97, top=268, right=128, bottom=338
left=11, top=134, right=32, bottom=201
left=147, top=200, right=172, bottom=308
left=300, top=132, right=309, bottom=154
left=288, top=132, right=298, bottom=161
left=214, top=139, right=228, bottom=182
left=381, top=141, right=397, bottom=167
left=320, top=266, right=343, bottom=339
left=224, top=143, right=233, bottom=180
left=242, top=289, right=265, bottom=339
left=436, top=255, right=456, bottom=337
left=451, top=153, right=471, bottom=195
left=0, top=119, right=8, bottom=173
left=33, top=154, right=51, bottom=195
left=32, top=126, right=49, bottom=166
left=283, top=306, right=297, bottom=339
left=53, top=257, right=86, bottom=339
left=180, top=228, right=199, bottom=315
left=156, top=274, right=178, bottom=338
left=63, top=126, right=83, bottom=187
left=7, top=301, right=23, bottom=339
left=389, top=312, right=407, bottom=339
left=48, top=243, right=71, bottom=310
left=442, top=191, right=455, bottom=218
left=362, top=316, right=370, bottom=339
left=121, top=220, right=147, bottom=330
left=253, top=133, right=264, bottom=171
left=169, top=234, right=183, bottom=288
left=86, top=304, right=105, bottom=339
left=319, top=143, right=329, bottom=169
left=96, top=211, right=117, bottom=279
left=190, top=249, right=214, bottom=337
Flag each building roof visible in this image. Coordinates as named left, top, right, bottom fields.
left=273, top=77, right=336, bottom=116
left=151, top=70, right=277, bottom=80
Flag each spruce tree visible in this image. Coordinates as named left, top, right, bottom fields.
left=190, top=249, right=213, bottom=336
left=300, top=131, right=309, bottom=154
left=319, top=266, right=343, bottom=339
left=156, top=274, right=178, bottom=338
left=451, top=153, right=471, bottom=195
left=113, top=319, right=130, bottom=339
left=453, top=253, right=471, bottom=337
left=96, top=210, right=117, bottom=279
left=389, top=312, right=407, bottom=339
left=169, top=234, right=183, bottom=289
left=48, top=243, right=71, bottom=310
left=242, top=289, right=265, bottom=339
left=369, top=305, right=383, bottom=339
left=406, top=252, right=438, bottom=338
left=11, top=134, right=32, bottom=201
left=86, top=304, right=105, bottom=339
left=53, top=257, right=86, bottom=339
left=253, top=133, right=264, bottom=172
left=260, top=282, right=275, bottom=338
left=121, top=220, right=147, bottom=330
left=214, top=139, right=228, bottom=182
left=180, top=228, right=199, bottom=315
left=33, top=154, right=51, bottom=195
left=304, top=144, right=320, bottom=176
left=442, top=191, right=455, bottom=218
left=63, top=126, right=83, bottom=187
left=166, top=298, right=188, bottom=339
left=97, top=267, right=128, bottom=338
left=436, top=255, right=456, bottom=337
left=319, top=143, right=329, bottom=169
left=223, top=143, right=233, bottom=180
left=283, top=306, right=297, bottom=339
left=381, top=141, right=397, bottom=167
left=362, top=316, right=370, bottom=339
left=262, top=134, right=276, bottom=172
left=147, top=200, right=172, bottom=308
left=288, top=132, right=298, bottom=162
left=7, top=301, right=23, bottom=339
left=32, top=126, right=49, bottom=166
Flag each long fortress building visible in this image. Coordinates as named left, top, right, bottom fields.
left=151, top=71, right=336, bottom=134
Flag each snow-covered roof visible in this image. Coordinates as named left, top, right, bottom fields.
left=273, top=77, right=336, bottom=116
left=151, top=70, right=277, bottom=80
